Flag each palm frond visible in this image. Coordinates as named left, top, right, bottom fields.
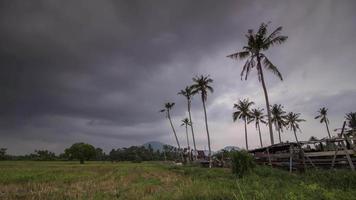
left=262, top=56, right=283, bottom=81
left=227, top=51, right=250, bottom=60
left=264, top=35, right=288, bottom=49
left=264, top=26, right=282, bottom=42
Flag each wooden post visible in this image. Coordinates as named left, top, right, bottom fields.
left=266, top=147, right=272, bottom=167
left=289, top=144, right=293, bottom=173
left=331, top=145, right=339, bottom=169
left=331, top=121, right=355, bottom=171
left=340, top=139, right=355, bottom=171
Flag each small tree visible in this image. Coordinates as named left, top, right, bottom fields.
left=0, top=148, right=7, bottom=160
left=65, top=143, right=96, bottom=164
left=233, top=98, right=254, bottom=150
left=315, top=107, right=331, bottom=138
left=230, top=150, right=255, bottom=178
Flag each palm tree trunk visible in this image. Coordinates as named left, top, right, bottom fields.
left=278, top=128, right=282, bottom=143
left=168, top=111, right=183, bottom=162
left=257, top=56, right=274, bottom=145
left=168, top=111, right=180, bottom=149
left=257, top=123, right=263, bottom=147
left=244, top=118, right=248, bottom=150
left=187, top=100, right=198, bottom=160
left=185, top=125, right=191, bottom=162
left=325, top=121, right=331, bottom=139
left=293, top=129, right=299, bottom=144
left=202, top=98, right=212, bottom=168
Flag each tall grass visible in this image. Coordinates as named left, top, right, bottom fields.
left=0, top=161, right=355, bottom=199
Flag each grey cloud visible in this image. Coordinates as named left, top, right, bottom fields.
left=1, top=0, right=356, bottom=154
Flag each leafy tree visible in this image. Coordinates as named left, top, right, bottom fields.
left=95, top=148, right=107, bottom=161
left=345, top=112, right=356, bottom=131
left=160, top=102, right=181, bottom=150
left=315, top=107, right=332, bottom=138
left=233, top=98, right=254, bottom=150
left=248, top=108, right=266, bottom=147
left=65, top=143, right=96, bottom=164
left=191, top=75, right=214, bottom=168
left=34, top=150, right=56, bottom=161
left=271, top=104, right=287, bottom=143
left=0, top=148, right=7, bottom=160
left=227, top=22, right=288, bottom=145
left=178, top=86, right=198, bottom=159
left=285, top=112, right=306, bottom=143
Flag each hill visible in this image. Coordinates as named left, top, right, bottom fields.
left=142, top=141, right=167, bottom=151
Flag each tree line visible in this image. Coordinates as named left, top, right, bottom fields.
left=0, top=143, right=181, bottom=164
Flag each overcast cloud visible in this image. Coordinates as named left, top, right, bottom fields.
left=1, top=0, right=356, bottom=154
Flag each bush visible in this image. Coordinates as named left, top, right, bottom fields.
left=230, top=150, right=255, bottom=178
left=132, top=155, right=142, bottom=163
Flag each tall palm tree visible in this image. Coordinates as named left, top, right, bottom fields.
left=248, top=107, right=266, bottom=147
left=178, top=86, right=197, bottom=159
left=345, top=112, right=356, bottom=131
left=191, top=75, right=214, bottom=168
left=181, top=118, right=191, bottom=161
left=160, top=102, right=181, bottom=150
left=285, top=112, right=306, bottom=144
left=227, top=22, right=288, bottom=145
left=315, top=107, right=331, bottom=138
left=270, top=104, right=287, bottom=143
left=233, top=99, right=254, bottom=150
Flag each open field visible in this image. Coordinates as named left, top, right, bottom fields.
left=0, top=161, right=356, bottom=200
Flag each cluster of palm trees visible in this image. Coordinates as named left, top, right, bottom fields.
left=232, top=100, right=356, bottom=150
left=161, top=75, right=214, bottom=167
left=232, top=99, right=306, bottom=150
left=160, top=22, right=356, bottom=164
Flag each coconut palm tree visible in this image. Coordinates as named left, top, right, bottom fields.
left=178, top=86, right=197, bottom=159
left=285, top=112, right=306, bottom=144
left=270, top=104, right=287, bottom=143
left=345, top=112, right=356, bottom=131
left=191, top=75, right=214, bottom=168
left=227, top=22, right=288, bottom=145
left=181, top=118, right=191, bottom=161
left=248, top=108, right=266, bottom=147
left=233, top=99, right=255, bottom=150
left=160, top=102, right=181, bottom=150
left=315, top=107, right=332, bottom=138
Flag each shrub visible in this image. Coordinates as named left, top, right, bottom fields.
left=132, top=155, right=142, bottom=163
left=230, top=150, right=255, bottom=178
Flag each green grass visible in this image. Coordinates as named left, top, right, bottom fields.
left=0, top=161, right=355, bottom=199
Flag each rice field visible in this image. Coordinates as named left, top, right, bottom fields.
left=0, top=161, right=355, bottom=200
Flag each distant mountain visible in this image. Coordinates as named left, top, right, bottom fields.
left=142, top=141, right=166, bottom=151
left=222, top=146, right=241, bottom=151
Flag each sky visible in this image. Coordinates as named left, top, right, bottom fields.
left=1, top=0, right=356, bottom=154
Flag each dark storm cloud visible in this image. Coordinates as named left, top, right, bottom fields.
left=1, top=0, right=356, bottom=154
left=0, top=0, right=241, bottom=124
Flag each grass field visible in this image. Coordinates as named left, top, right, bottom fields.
left=0, top=161, right=356, bottom=200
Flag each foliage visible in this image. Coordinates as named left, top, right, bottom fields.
left=64, top=143, right=96, bottom=164
left=315, top=107, right=329, bottom=124
left=270, top=104, right=287, bottom=132
left=232, top=99, right=254, bottom=122
left=230, top=151, right=256, bottom=178
left=248, top=108, right=266, bottom=127
left=345, top=112, right=356, bottom=131
left=285, top=112, right=305, bottom=133
left=109, top=145, right=177, bottom=162
left=227, top=22, right=287, bottom=81
left=0, top=148, right=7, bottom=160
left=191, top=75, right=214, bottom=102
